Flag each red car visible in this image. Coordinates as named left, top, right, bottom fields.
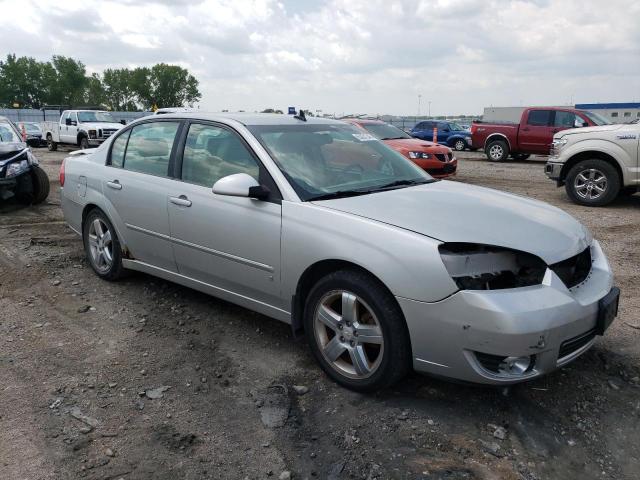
left=471, top=107, right=608, bottom=162
left=342, top=119, right=457, bottom=178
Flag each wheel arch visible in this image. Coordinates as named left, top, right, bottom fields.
left=81, top=203, right=131, bottom=258
left=290, top=259, right=402, bottom=338
left=484, top=133, right=511, bottom=151
left=77, top=130, right=88, bottom=145
left=559, top=150, right=624, bottom=186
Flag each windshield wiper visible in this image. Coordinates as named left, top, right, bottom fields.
left=309, top=189, right=372, bottom=201
left=372, top=178, right=435, bottom=191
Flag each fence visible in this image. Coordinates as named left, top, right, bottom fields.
left=0, top=109, right=151, bottom=124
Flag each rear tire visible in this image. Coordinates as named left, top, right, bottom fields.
left=47, top=134, right=57, bottom=151
left=30, top=165, right=50, bottom=204
left=485, top=139, right=509, bottom=162
left=303, top=269, right=411, bottom=392
left=453, top=139, right=466, bottom=151
left=565, top=159, right=620, bottom=206
left=83, top=209, right=127, bottom=280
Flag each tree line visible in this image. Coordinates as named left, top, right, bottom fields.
left=0, top=54, right=201, bottom=111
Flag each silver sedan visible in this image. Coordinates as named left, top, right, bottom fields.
left=60, top=113, right=619, bottom=391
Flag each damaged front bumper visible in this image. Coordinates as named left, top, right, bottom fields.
left=398, top=240, right=616, bottom=385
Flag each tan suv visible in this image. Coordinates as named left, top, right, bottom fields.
left=545, top=121, right=639, bottom=206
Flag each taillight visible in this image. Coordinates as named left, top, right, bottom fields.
left=59, top=158, right=66, bottom=187
left=470, top=123, right=477, bottom=134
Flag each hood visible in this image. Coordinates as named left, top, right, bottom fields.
left=312, top=181, right=590, bottom=264
left=383, top=138, right=450, bottom=153
left=80, top=122, right=123, bottom=130
left=0, top=142, right=28, bottom=162
left=558, top=124, right=625, bottom=138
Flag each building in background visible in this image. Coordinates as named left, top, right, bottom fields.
left=574, top=103, right=640, bottom=123
left=482, top=103, right=640, bottom=124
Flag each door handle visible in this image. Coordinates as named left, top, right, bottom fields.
left=170, top=195, right=192, bottom=207
left=106, top=180, right=122, bottom=190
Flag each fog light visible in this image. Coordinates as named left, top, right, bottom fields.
left=498, top=356, right=532, bottom=375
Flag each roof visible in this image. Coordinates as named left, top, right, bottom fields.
left=575, top=103, right=640, bottom=110
left=342, top=118, right=386, bottom=125
left=146, top=112, right=346, bottom=126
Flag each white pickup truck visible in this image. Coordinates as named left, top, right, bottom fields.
left=545, top=121, right=639, bottom=206
left=41, top=110, right=124, bottom=151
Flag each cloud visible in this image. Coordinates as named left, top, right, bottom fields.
left=0, top=0, right=638, bottom=115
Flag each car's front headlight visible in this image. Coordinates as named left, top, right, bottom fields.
left=408, top=151, right=431, bottom=159
left=550, top=138, right=568, bottom=157
left=5, top=159, right=29, bottom=177
left=439, top=243, right=546, bottom=290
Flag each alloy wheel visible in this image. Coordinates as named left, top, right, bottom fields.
left=489, top=144, right=504, bottom=160
left=88, top=218, right=114, bottom=272
left=454, top=140, right=465, bottom=151
left=313, top=290, right=384, bottom=379
left=574, top=168, right=607, bottom=200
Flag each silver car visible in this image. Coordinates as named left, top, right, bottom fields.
left=60, top=113, right=619, bottom=391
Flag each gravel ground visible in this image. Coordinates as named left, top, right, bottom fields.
left=0, top=148, right=638, bottom=480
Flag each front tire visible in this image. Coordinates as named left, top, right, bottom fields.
left=303, top=269, right=411, bottom=392
left=47, top=134, right=57, bottom=151
left=79, top=137, right=89, bottom=150
left=565, top=159, right=620, bottom=206
left=30, top=165, right=50, bottom=204
left=485, top=139, right=509, bottom=162
left=83, top=209, right=127, bottom=280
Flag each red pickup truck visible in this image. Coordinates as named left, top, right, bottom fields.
left=471, top=107, right=610, bottom=161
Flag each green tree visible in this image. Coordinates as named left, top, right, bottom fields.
left=0, top=54, right=56, bottom=108
left=135, top=63, right=201, bottom=110
left=50, top=56, right=87, bottom=105
left=103, top=68, right=139, bottom=110
left=85, top=73, right=107, bottom=107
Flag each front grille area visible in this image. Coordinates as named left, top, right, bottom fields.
left=426, top=163, right=456, bottom=175
left=558, top=328, right=596, bottom=359
left=435, top=153, right=447, bottom=162
left=549, top=247, right=592, bottom=288
left=475, top=352, right=506, bottom=373
left=100, top=128, right=118, bottom=139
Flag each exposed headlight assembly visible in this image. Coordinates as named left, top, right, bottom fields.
left=439, top=243, right=547, bottom=290
left=5, top=159, right=29, bottom=177
left=550, top=138, right=568, bottom=157
left=408, top=151, right=431, bottom=159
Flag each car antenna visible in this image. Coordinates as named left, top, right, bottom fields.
left=294, top=109, right=307, bottom=122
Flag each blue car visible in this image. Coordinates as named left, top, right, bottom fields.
left=410, top=120, right=474, bottom=151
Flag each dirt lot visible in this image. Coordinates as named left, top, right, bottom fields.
left=1, top=148, right=639, bottom=480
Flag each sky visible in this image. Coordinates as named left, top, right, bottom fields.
left=1, top=0, right=639, bottom=116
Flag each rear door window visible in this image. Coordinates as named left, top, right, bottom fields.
left=122, top=122, right=180, bottom=177
left=527, top=110, right=553, bottom=126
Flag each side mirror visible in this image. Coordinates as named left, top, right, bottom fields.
left=212, top=173, right=269, bottom=200
left=65, top=118, right=72, bottom=125
left=120, top=120, right=126, bottom=125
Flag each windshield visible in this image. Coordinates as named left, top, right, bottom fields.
left=360, top=123, right=411, bottom=140
left=77, top=111, right=116, bottom=123
left=249, top=123, right=433, bottom=201
left=0, top=120, right=21, bottom=142
left=23, top=123, right=41, bottom=133
left=581, top=111, right=611, bottom=126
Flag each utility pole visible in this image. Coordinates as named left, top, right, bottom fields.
left=418, top=94, right=422, bottom=117
left=428, top=101, right=431, bottom=118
